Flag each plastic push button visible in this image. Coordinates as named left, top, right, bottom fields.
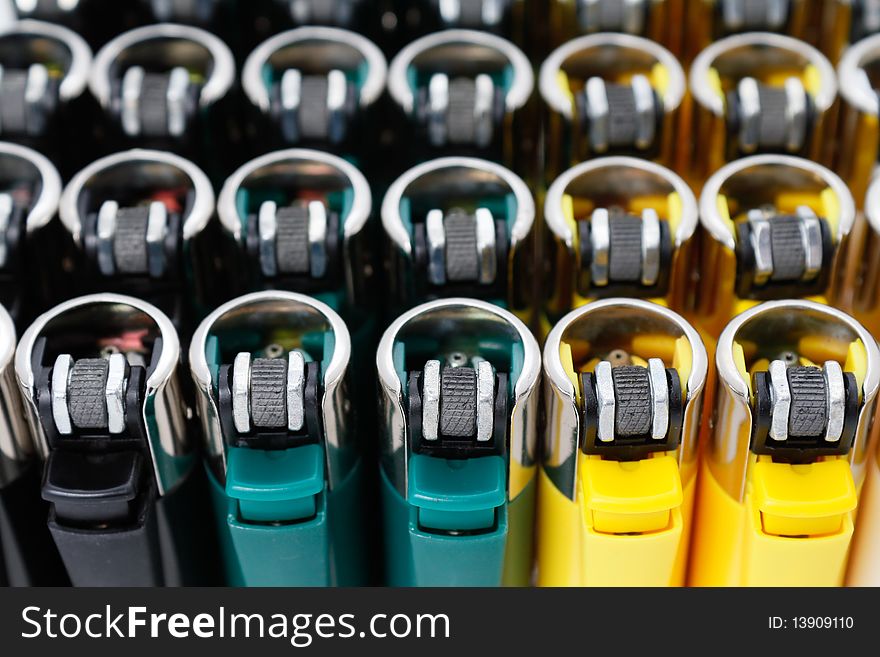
left=226, top=444, right=324, bottom=523
left=409, top=454, right=506, bottom=532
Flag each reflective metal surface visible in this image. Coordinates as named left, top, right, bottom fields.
left=0, top=141, right=61, bottom=234
left=90, top=23, right=234, bottom=110
left=14, top=293, right=189, bottom=496
left=0, top=303, right=32, bottom=487
left=699, top=154, right=854, bottom=251
left=543, top=157, right=697, bottom=318
left=0, top=19, right=91, bottom=101
left=388, top=29, right=533, bottom=116
left=382, top=156, right=534, bottom=312
left=711, top=300, right=880, bottom=501
left=189, top=291, right=355, bottom=489
left=690, top=32, right=836, bottom=118
left=540, top=32, right=684, bottom=120
left=544, top=156, right=697, bottom=252
left=59, top=149, right=215, bottom=244
left=242, top=26, right=386, bottom=114
left=542, top=298, right=708, bottom=499
left=838, top=32, right=880, bottom=117
left=217, top=148, right=372, bottom=308
left=376, top=297, right=540, bottom=500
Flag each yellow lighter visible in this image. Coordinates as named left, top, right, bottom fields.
left=546, top=0, right=682, bottom=54
left=835, top=34, right=880, bottom=204
left=847, top=415, right=880, bottom=586
left=539, top=33, right=685, bottom=183
left=687, top=32, right=836, bottom=183
left=695, top=154, right=856, bottom=337
left=541, top=156, right=699, bottom=334
left=682, top=0, right=820, bottom=63
left=837, top=164, right=880, bottom=337
left=690, top=299, right=880, bottom=587
left=538, top=298, right=708, bottom=586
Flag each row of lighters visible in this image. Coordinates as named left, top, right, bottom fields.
left=3, top=146, right=880, bottom=587
left=6, top=0, right=880, bottom=586
left=4, top=259, right=880, bottom=588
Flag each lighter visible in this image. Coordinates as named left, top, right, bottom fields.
left=690, top=300, right=879, bottom=586
left=377, top=297, right=540, bottom=586
left=541, top=156, right=698, bottom=333
left=10, top=1, right=129, bottom=48
left=538, top=298, right=707, bottom=586
left=387, top=29, right=534, bottom=171
left=847, top=392, right=880, bottom=586
left=89, top=23, right=235, bottom=169
left=58, top=149, right=220, bottom=329
left=819, top=0, right=880, bottom=62
left=270, top=0, right=368, bottom=28
left=381, top=156, right=535, bottom=321
left=0, top=141, right=64, bottom=326
left=189, top=290, right=367, bottom=586
left=15, top=293, right=213, bottom=586
left=683, top=1, right=819, bottom=61
left=0, top=301, right=66, bottom=586
left=547, top=0, right=681, bottom=53
left=539, top=33, right=685, bottom=182
left=688, top=33, right=837, bottom=182
left=695, top=154, right=855, bottom=337
left=0, top=20, right=92, bottom=173
left=139, top=0, right=230, bottom=28
left=836, top=33, right=880, bottom=203
left=216, top=148, right=376, bottom=355
left=418, top=0, right=525, bottom=38
left=241, top=27, right=387, bottom=160
left=839, top=172, right=880, bottom=334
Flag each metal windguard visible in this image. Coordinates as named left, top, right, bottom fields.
left=242, top=26, right=386, bottom=115
left=189, top=291, right=355, bottom=490
left=376, top=297, right=540, bottom=500
left=388, top=29, right=533, bottom=116
left=700, top=154, right=854, bottom=253
left=217, top=149, right=372, bottom=309
left=712, top=300, right=880, bottom=502
left=0, top=141, right=62, bottom=235
left=89, top=22, right=234, bottom=113
left=542, top=298, right=708, bottom=500
left=690, top=32, right=836, bottom=119
left=838, top=32, right=880, bottom=117
left=543, top=156, right=697, bottom=316
left=0, top=19, right=92, bottom=102
left=540, top=32, right=685, bottom=121
left=59, top=148, right=215, bottom=245
left=0, top=302, right=32, bottom=487
left=14, top=293, right=189, bottom=496
left=381, top=156, right=534, bottom=311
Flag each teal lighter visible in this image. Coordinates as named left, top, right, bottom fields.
left=189, top=290, right=366, bottom=586
left=377, top=297, right=540, bottom=586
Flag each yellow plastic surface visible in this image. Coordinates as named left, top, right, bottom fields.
left=650, top=63, right=669, bottom=96
left=707, top=67, right=723, bottom=101
left=752, top=459, right=857, bottom=537
left=556, top=69, right=574, bottom=104
left=537, top=455, right=693, bottom=587
left=583, top=456, right=683, bottom=534
left=562, top=189, right=678, bottom=309
left=690, top=460, right=856, bottom=587
left=803, top=64, right=822, bottom=97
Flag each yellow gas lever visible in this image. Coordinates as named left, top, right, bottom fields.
left=752, top=458, right=857, bottom=537
left=582, top=456, right=682, bottom=534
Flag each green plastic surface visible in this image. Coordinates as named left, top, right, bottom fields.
left=409, top=454, right=506, bottom=531
left=381, top=466, right=533, bottom=587
left=208, top=457, right=368, bottom=587
left=226, top=444, right=324, bottom=523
